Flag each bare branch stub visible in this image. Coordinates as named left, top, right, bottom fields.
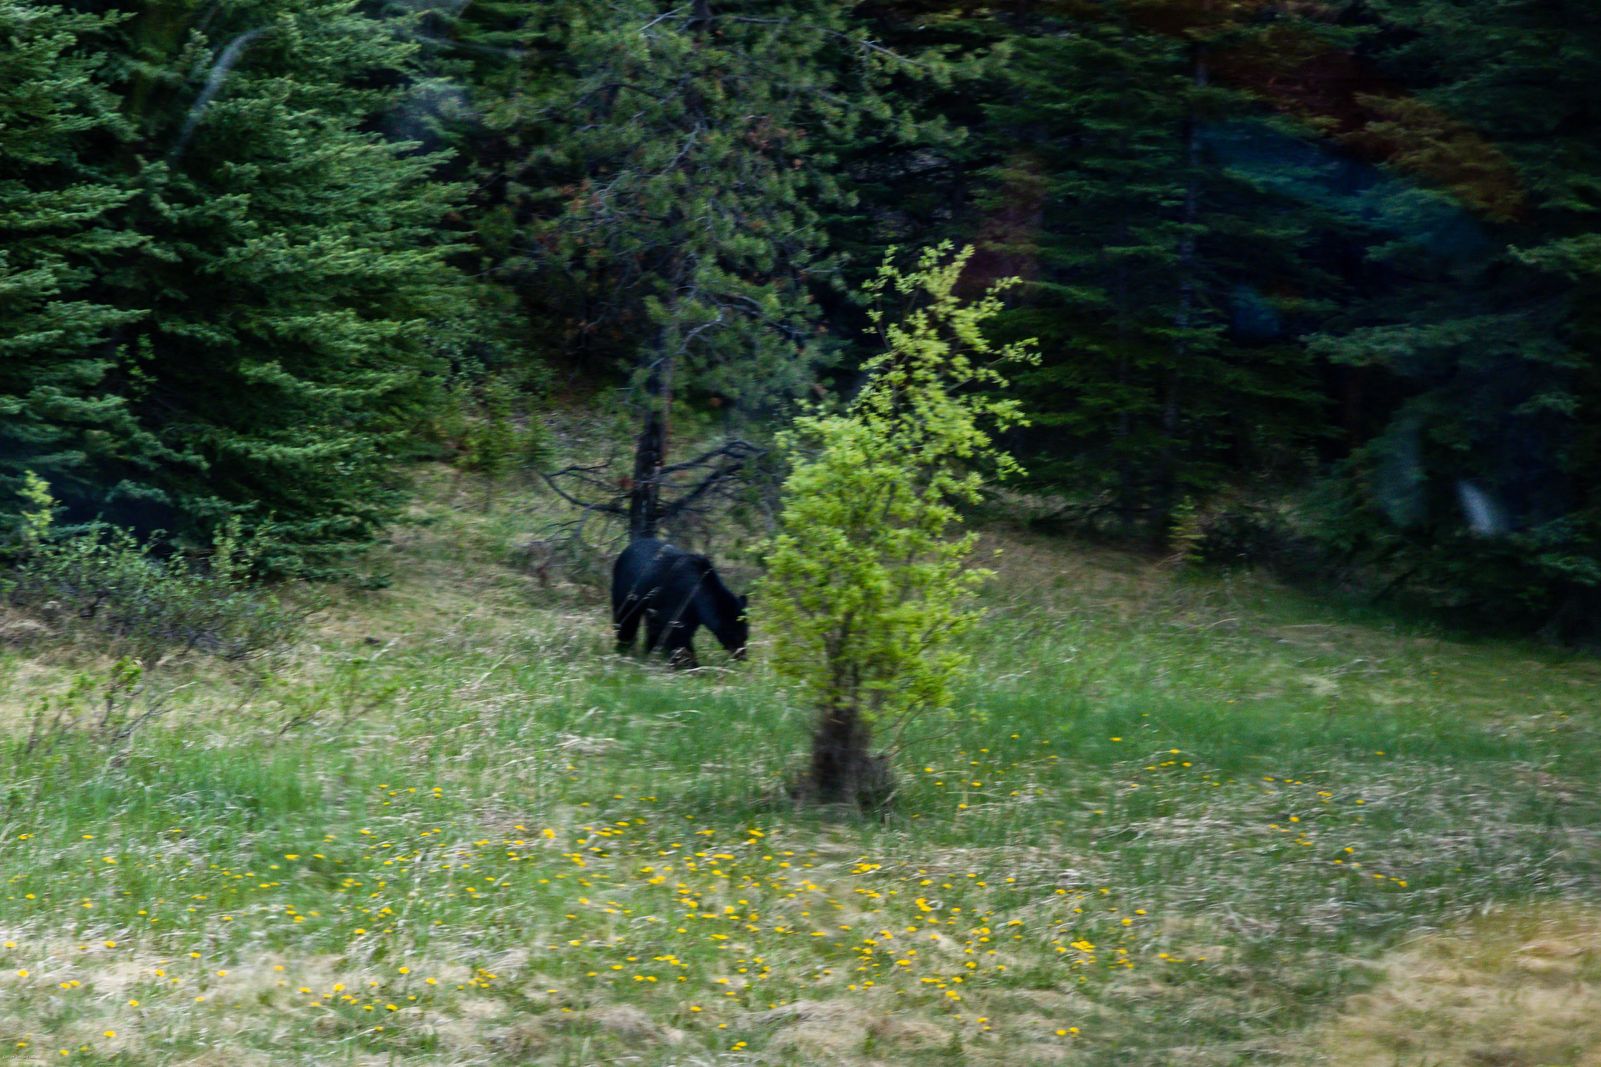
left=659, top=439, right=763, bottom=524
left=537, top=437, right=765, bottom=554
left=536, top=463, right=628, bottom=516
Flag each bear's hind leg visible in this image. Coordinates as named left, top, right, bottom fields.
left=643, top=612, right=667, bottom=655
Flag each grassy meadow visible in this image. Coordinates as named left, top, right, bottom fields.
left=2, top=467, right=1599, bottom=1066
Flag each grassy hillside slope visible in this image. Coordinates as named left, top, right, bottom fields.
left=2, top=466, right=1598, bottom=1065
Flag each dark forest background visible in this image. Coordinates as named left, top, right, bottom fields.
left=3, top=0, right=1598, bottom=637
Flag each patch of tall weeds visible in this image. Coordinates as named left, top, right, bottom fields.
left=3, top=473, right=303, bottom=664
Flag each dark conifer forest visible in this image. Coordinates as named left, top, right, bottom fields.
left=3, top=0, right=1599, bottom=634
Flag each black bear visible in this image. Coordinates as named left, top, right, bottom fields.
left=611, top=538, right=748, bottom=668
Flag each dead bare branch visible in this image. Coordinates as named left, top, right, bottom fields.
left=537, top=464, right=628, bottom=516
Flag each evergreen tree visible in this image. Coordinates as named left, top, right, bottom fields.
left=810, top=2, right=983, bottom=323
left=86, top=0, right=465, bottom=572
left=460, top=0, right=921, bottom=539
left=359, top=0, right=541, bottom=389
left=0, top=2, right=148, bottom=525
left=974, top=1, right=1345, bottom=536
left=1310, top=0, right=1601, bottom=630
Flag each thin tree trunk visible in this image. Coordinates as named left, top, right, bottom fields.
left=628, top=328, right=675, bottom=541
left=628, top=410, right=664, bottom=541
left=627, top=3, right=709, bottom=542
left=1159, top=46, right=1208, bottom=527
left=1114, top=222, right=1135, bottom=536
left=810, top=703, right=874, bottom=804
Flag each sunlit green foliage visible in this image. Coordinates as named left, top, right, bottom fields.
left=758, top=245, right=1034, bottom=801
left=4, top=0, right=1601, bottom=634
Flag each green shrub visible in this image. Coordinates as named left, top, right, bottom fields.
left=4, top=476, right=301, bottom=662
left=757, top=245, right=1035, bottom=806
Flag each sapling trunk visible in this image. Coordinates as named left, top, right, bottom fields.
left=809, top=702, right=891, bottom=806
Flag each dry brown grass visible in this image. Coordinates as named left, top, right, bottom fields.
left=1302, top=905, right=1601, bottom=1067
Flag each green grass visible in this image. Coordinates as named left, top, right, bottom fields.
left=1, top=466, right=1597, bottom=1065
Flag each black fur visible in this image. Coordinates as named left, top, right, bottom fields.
left=612, top=538, right=748, bottom=668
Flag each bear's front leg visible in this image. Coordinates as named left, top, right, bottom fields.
left=663, top=626, right=699, bottom=670
left=614, top=599, right=643, bottom=653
